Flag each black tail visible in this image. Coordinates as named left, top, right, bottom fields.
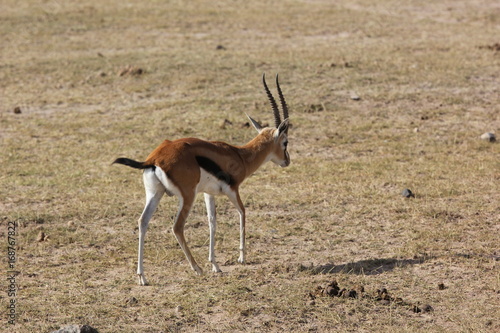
left=113, top=157, right=154, bottom=169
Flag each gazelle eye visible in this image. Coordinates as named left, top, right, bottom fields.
left=283, top=141, right=288, bottom=149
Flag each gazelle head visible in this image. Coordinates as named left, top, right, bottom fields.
left=247, top=74, right=290, bottom=168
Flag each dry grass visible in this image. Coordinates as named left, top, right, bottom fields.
left=1, top=0, right=499, bottom=332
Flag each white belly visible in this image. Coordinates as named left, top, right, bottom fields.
left=196, top=169, right=230, bottom=196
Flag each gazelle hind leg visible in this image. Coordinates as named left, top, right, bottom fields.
left=227, top=189, right=246, bottom=264
left=204, top=193, right=222, bottom=273
left=172, top=194, right=203, bottom=275
left=137, top=169, right=165, bottom=286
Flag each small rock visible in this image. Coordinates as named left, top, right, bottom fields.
left=402, top=189, right=415, bottom=198
left=354, top=284, right=365, bottom=294
left=13, top=106, right=22, bottom=114
left=220, top=119, right=232, bottom=129
left=118, top=66, right=144, bottom=77
left=51, top=325, right=99, bottom=333
left=480, top=43, right=500, bottom=51
left=36, top=231, right=46, bottom=242
left=129, top=67, right=143, bottom=76
left=438, top=283, right=446, bottom=290
left=81, top=325, right=99, bottom=333
left=480, top=132, right=496, bottom=142
left=118, top=68, right=128, bottom=76
left=304, top=104, right=324, bottom=113
left=50, top=325, right=80, bottom=333
left=422, top=304, right=434, bottom=312
left=175, top=305, right=183, bottom=313
left=350, top=93, right=361, bottom=101
left=126, top=296, right=138, bottom=305
left=240, top=309, right=251, bottom=317
left=394, top=297, right=404, bottom=304
left=414, top=127, right=420, bottom=133
left=216, top=45, right=226, bottom=50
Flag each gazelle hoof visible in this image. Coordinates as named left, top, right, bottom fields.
left=193, top=266, right=203, bottom=276
left=138, top=274, right=148, bottom=286
left=212, top=265, right=222, bottom=273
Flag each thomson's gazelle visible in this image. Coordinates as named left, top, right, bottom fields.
left=114, top=74, right=290, bottom=285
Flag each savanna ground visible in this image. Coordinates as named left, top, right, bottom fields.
left=1, top=0, right=499, bottom=332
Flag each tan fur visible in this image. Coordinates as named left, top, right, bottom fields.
left=144, top=128, right=281, bottom=193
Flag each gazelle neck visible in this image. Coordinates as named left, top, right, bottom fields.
left=238, top=129, right=276, bottom=178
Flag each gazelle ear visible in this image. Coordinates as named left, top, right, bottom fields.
left=246, top=113, right=263, bottom=133
left=277, top=118, right=289, bottom=136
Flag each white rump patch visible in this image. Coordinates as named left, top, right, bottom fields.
left=154, top=167, right=181, bottom=198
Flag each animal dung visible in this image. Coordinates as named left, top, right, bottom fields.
left=311, top=280, right=360, bottom=299
left=323, top=280, right=341, bottom=297
left=309, top=280, right=433, bottom=313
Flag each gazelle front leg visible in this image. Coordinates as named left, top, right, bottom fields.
left=228, top=189, right=246, bottom=264
left=237, top=207, right=246, bottom=264
left=204, top=193, right=222, bottom=272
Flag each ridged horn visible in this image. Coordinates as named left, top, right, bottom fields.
left=263, top=73, right=281, bottom=128
left=276, top=74, right=289, bottom=121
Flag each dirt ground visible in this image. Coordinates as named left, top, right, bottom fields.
left=1, top=0, right=499, bottom=332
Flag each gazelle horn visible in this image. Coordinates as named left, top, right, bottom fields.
left=276, top=74, right=289, bottom=121
left=262, top=73, right=281, bottom=128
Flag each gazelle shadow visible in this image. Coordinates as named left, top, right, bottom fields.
left=305, top=257, right=429, bottom=276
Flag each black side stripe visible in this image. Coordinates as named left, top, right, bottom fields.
left=195, top=156, right=235, bottom=186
